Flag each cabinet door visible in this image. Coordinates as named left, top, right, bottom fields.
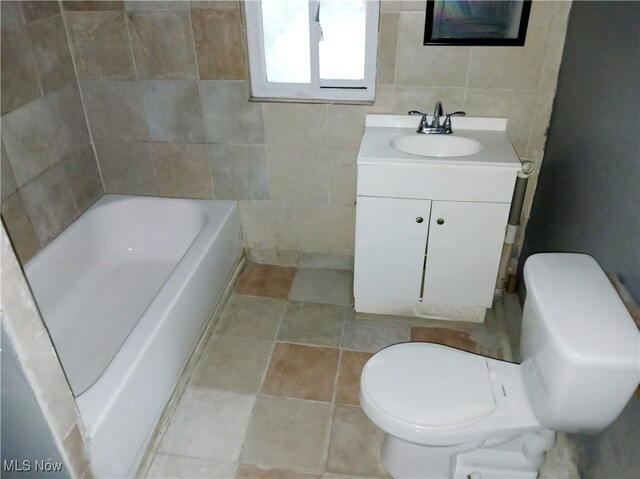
left=354, top=196, right=431, bottom=313
left=423, top=201, right=510, bottom=307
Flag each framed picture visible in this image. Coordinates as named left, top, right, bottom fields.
left=424, top=0, right=532, bottom=46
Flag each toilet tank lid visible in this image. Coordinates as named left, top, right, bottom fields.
left=524, top=253, right=640, bottom=372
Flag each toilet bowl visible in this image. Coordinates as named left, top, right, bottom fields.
left=360, top=253, right=640, bottom=479
left=360, top=343, right=554, bottom=478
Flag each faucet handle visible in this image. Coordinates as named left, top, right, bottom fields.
left=443, top=111, right=466, bottom=132
left=408, top=110, right=425, bottom=116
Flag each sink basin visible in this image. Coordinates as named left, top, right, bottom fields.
left=392, top=134, right=482, bottom=158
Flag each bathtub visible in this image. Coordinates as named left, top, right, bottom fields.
left=25, top=195, right=242, bottom=477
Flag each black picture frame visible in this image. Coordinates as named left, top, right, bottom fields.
left=424, top=0, right=532, bottom=47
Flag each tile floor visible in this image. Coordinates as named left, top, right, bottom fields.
left=145, top=263, right=508, bottom=478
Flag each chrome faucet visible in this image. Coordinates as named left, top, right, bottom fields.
left=409, top=102, right=466, bottom=134
left=432, top=101, right=443, bottom=129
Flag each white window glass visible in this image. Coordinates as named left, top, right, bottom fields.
left=318, top=0, right=367, bottom=81
left=245, top=0, right=378, bottom=101
left=261, top=0, right=311, bottom=83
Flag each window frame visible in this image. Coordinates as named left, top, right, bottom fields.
left=244, top=0, right=379, bottom=103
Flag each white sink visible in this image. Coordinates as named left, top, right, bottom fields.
left=392, top=134, right=482, bottom=158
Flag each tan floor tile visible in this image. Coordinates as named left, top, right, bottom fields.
left=342, top=320, right=410, bottom=353
left=236, top=465, right=320, bottom=479
left=289, top=268, right=353, bottom=306
left=240, top=396, right=331, bottom=473
left=262, top=343, right=339, bottom=402
left=216, top=295, right=286, bottom=339
left=159, top=387, right=255, bottom=462
left=410, top=326, right=479, bottom=354
left=192, top=336, right=273, bottom=393
left=147, top=454, right=236, bottom=478
left=235, top=263, right=297, bottom=299
left=335, top=351, right=373, bottom=406
left=277, top=301, right=345, bottom=348
left=326, top=406, right=387, bottom=478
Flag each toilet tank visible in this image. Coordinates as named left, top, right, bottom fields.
left=520, top=253, right=640, bottom=433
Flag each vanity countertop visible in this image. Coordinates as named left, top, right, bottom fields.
left=358, top=114, right=523, bottom=170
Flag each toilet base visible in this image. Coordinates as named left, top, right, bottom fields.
left=380, top=431, right=556, bottom=479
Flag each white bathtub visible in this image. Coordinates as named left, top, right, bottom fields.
left=25, top=195, right=242, bottom=478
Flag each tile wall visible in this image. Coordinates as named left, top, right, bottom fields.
left=1, top=225, right=91, bottom=477
left=1, top=0, right=104, bottom=264
left=52, top=0, right=571, bottom=268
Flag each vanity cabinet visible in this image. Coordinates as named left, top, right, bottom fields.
left=354, top=196, right=510, bottom=316
left=354, top=114, right=522, bottom=322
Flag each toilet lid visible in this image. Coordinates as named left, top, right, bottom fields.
left=362, top=343, right=497, bottom=428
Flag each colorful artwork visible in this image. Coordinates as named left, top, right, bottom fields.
left=424, top=0, right=532, bottom=46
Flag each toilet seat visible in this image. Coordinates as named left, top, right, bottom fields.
left=362, top=343, right=496, bottom=427
left=360, top=343, right=543, bottom=446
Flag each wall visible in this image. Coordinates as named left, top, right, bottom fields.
left=2, top=325, right=69, bottom=479
left=1, top=0, right=104, bottom=265
left=1, top=225, right=91, bottom=477
left=59, top=0, right=570, bottom=267
left=519, top=2, right=639, bottom=477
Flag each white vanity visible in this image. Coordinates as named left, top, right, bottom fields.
left=354, top=114, right=522, bottom=322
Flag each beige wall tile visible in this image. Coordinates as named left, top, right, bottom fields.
left=328, top=106, right=367, bottom=151
left=190, top=0, right=239, bottom=9
left=81, top=80, right=147, bottom=141
left=63, top=1, right=124, bottom=11
left=149, top=142, right=213, bottom=199
left=378, top=13, right=399, bottom=85
left=328, top=150, right=357, bottom=206
left=239, top=200, right=297, bottom=251
left=140, top=80, right=205, bottom=142
left=66, top=12, right=135, bottom=80
left=371, top=84, right=396, bottom=113
left=393, top=86, right=465, bottom=115
left=526, top=91, right=555, bottom=161
left=395, top=12, right=470, bottom=87
left=20, top=163, right=78, bottom=246
left=1, top=141, right=18, bottom=200
left=466, top=1, right=553, bottom=90
left=128, top=11, right=197, bottom=79
left=295, top=204, right=355, bottom=255
left=464, top=89, right=538, bottom=157
left=201, top=80, right=264, bottom=145
left=95, top=141, right=157, bottom=195
left=27, top=15, right=76, bottom=95
left=2, top=85, right=89, bottom=187
left=268, top=147, right=328, bottom=203
left=192, top=9, right=246, bottom=80
left=1, top=192, right=40, bottom=263
left=21, top=1, right=61, bottom=22
left=1, top=2, right=41, bottom=115
left=209, top=144, right=269, bottom=200
left=125, top=1, right=189, bottom=11
left=61, top=144, right=104, bottom=213
left=381, top=0, right=427, bottom=12
left=264, top=103, right=327, bottom=148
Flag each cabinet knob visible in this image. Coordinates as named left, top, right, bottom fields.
left=437, top=218, right=445, bottom=225
left=416, top=217, right=424, bottom=223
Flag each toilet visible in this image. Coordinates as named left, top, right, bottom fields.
left=360, top=253, right=640, bottom=479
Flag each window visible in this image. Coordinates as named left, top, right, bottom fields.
left=245, top=0, right=379, bottom=102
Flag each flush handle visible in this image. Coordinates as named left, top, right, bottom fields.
left=416, top=217, right=424, bottom=223
left=437, top=218, right=445, bottom=225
